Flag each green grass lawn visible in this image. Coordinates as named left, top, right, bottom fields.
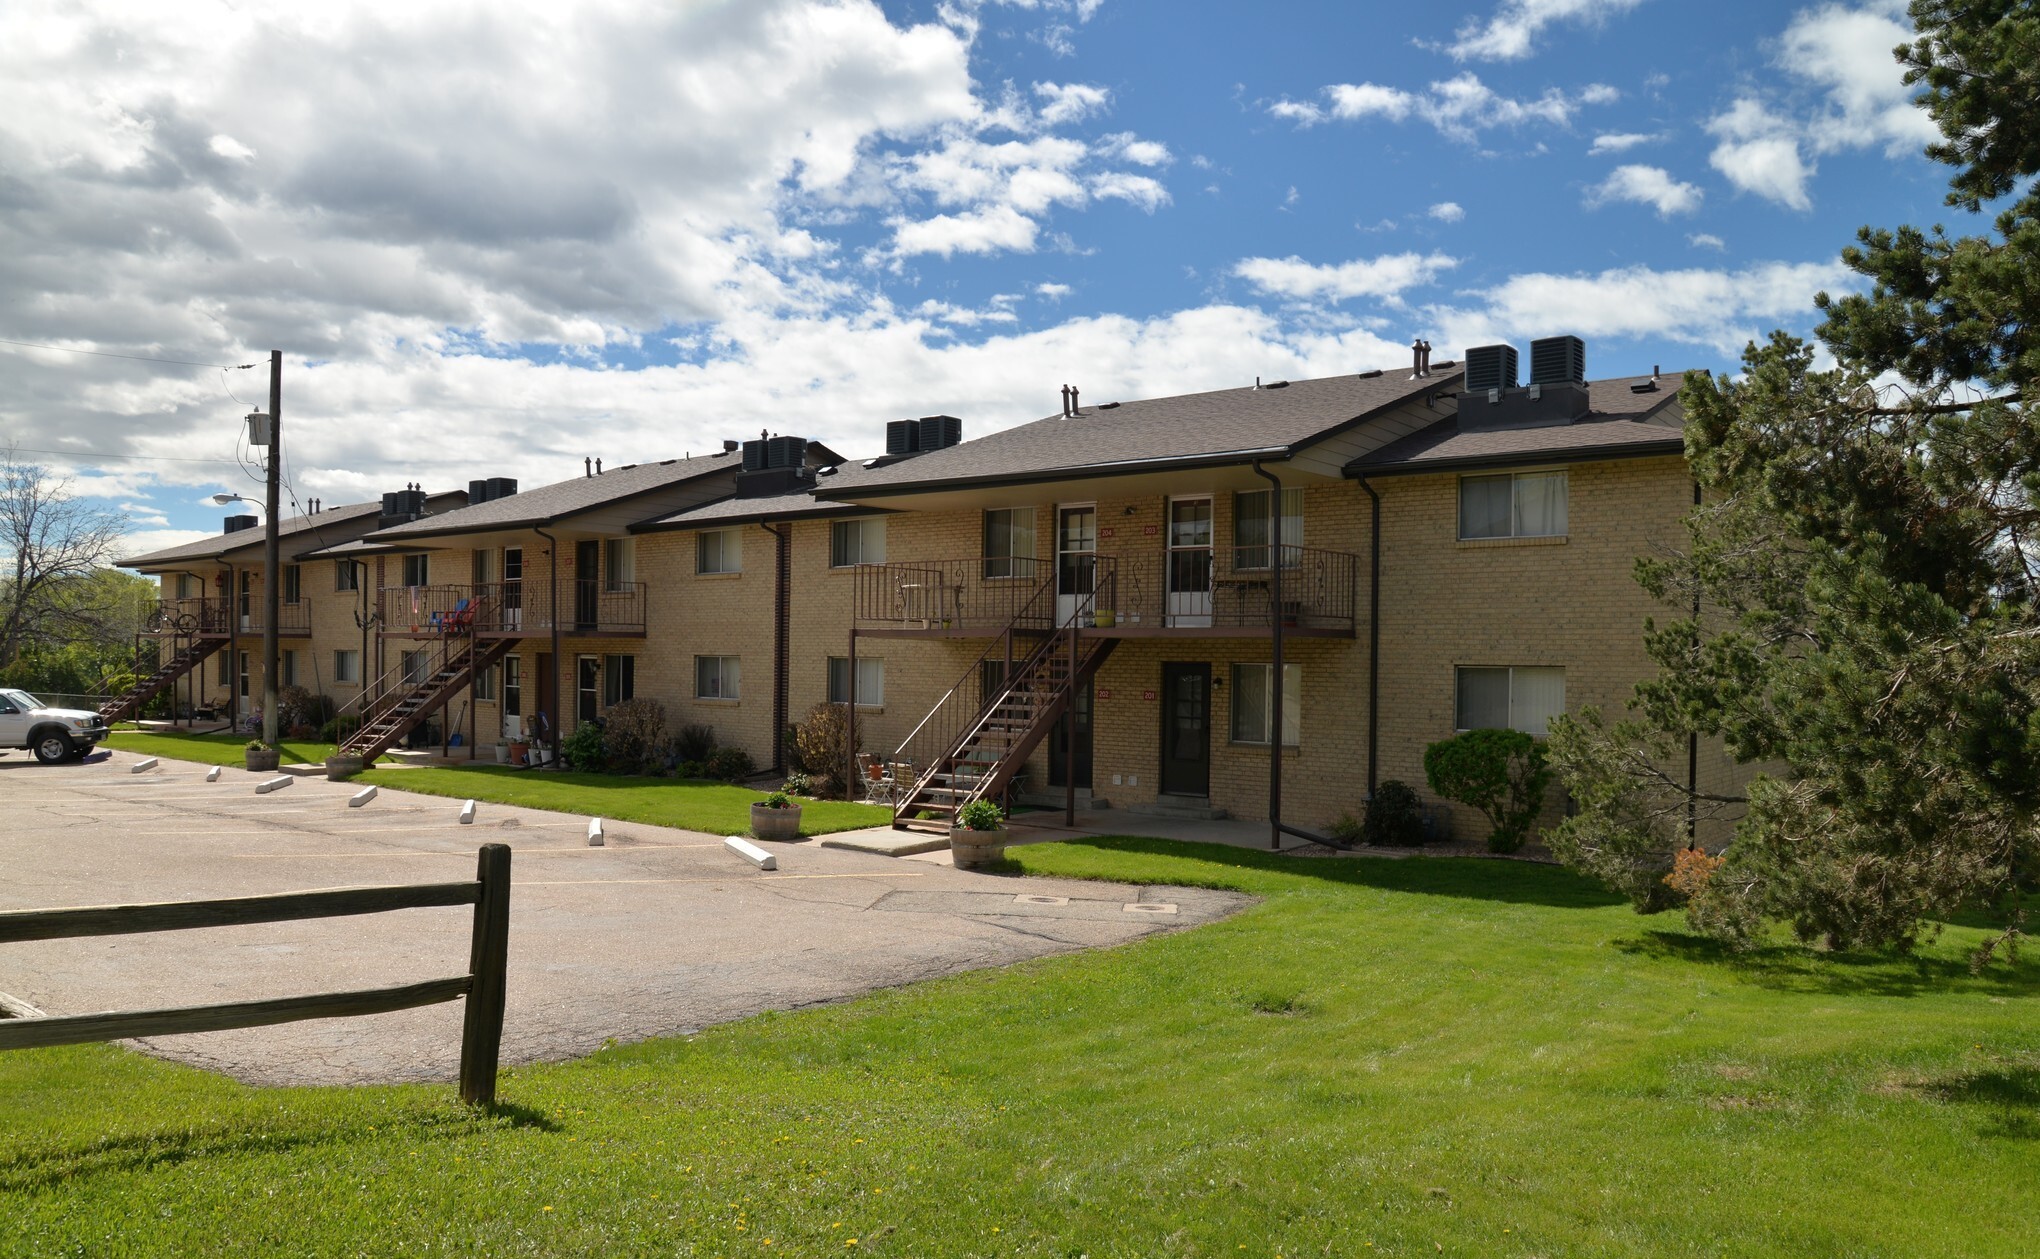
left=102, top=729, right=340, bottom=767
left=355, top=764, right=894, bottom=838
left=4, top=840, right=2036, bottom=1257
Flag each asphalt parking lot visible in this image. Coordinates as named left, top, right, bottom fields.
left=0, top=749, right=1245, bottom=1087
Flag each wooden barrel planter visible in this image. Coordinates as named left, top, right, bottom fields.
left=750, top=803, right=803, bottom=842
left=325, top=753, right=366, bottom=781
left=949, top=827, right=1009, bottom=870
left=244, top=747, right=281, bottom=773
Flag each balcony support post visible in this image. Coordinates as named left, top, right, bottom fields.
left=846, top=626, right=858, bottom=800
left=1358, top=475, right=1381, bottom=799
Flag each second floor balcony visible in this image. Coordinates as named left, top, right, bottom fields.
left=851, top=545, right=1360, bottom=639
left=376, top=580, right=648, bottom=639
left=144, top=597, right=311, bottom=638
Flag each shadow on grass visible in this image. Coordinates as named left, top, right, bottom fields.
left=1022, top=835, right=1629, bottom=910
left=1612, top=929, right=2040, bottom=998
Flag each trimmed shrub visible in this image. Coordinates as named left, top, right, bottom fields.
left=1423, top=729, right=1552, bottom=853
left=673, top=722, right=716, bottom=765
left=602, top=698, right=667, bottom=774
left=705, top=745, right=755, bottom=783
left=783, top=770, right=814, bottom=797
left=792, top=702, right=858, bottom=798
left=1361, top=779, right=1426, bottom=847
left=561, top=721, right=608, bottom=772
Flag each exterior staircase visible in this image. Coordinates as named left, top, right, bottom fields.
left=892, top=629, right=1117, bottom=833
left=96, top=638, right=228, bottom=725
left=338, top=635, right=516, bottom=764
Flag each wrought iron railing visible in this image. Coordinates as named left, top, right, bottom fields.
left=1091, top=544, right=1359, bottom=633
left=852, top=557, right=1057, bottom=630
left=378, top=581, right=646, bottom=636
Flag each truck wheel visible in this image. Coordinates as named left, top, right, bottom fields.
left=32, top=731, right=74, bottom=764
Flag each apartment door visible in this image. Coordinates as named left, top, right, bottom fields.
left=535, top=652, right=556, bottom=736
left=576, top=655, right=600, bottom=724
left=1048, top=678, right=1094, bottom=789
left=1166, top=496, right=1214, bottom=627
left=501, top=547, right=523, bottom=630
left=1056, top=504, right=1096, bottom=625
left=574, top=541, right=599, bottom=630
left=1159, top=663, right=1210, bottom=797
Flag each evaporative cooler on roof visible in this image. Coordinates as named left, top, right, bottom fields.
left=1529, top=335, right=1586, bottom=386
left=916, top=414, right=962, bottom=451
left=766, top=435, right=805, bottom=469
left=885, top=419, right=921, bottom=455
left=1464, top=344, right=1519, bottom=393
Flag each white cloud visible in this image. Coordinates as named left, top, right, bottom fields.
left=1431, top=259, right=1854, bottom=354
left=1089, top=172, right=1169, bottom=212
left=1704, top=2, right=1937, bottom=209
left=1688, top=232, right=1727, bottom=250
left=1233, top=252, right=1459, bottom=304
left=1584, top=164, right=1703, bottom=216
left=1589, top=131, right=1659, bottom=155
left=1272, top=74, right=1613, bottom=142
left=1450, top=0, right=1648, bottom=62
left=1097, top=132, right=1172, bottom=166
left=1428, top=202, right=1465, bottom=223
left=1033, top=80, right=1110, bottom=126
left=891, top=205, right=1041, bottom=257
left=1035, top=282, right=1071, bottom=299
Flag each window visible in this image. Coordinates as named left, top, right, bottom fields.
left=604, top=538, right=635, bottom=591
left=697, top=529, right=741, bottom=575
left=695, top=655, right=740, bottom=699
left=401, top=649, right=429, bottom=686
left=1455, top=666, right=1565, bottom=735
left=474, top=663, right=498, bottom=702
left=237, top=651, right=250, bottom=699
left=334, top=649, right=360, bottom=684
left=827, top=656, right=886, bottom=706
left=172, top=573, right=195, bottom=599
left=472, top=549, right=495, bottom=587
left=982, top=507, right=1036, bottom=579
left=503, top=656, right=522, bottom=717
left=334, top=560, right=359, bottom=592
left=1229, top=663, right=1301, bottom=746
left=829, top=518, right=886, bottom=567
left=283, top=564, right=302, bottom=605
left=282, top=649, right=298, bottom=687
left=1233, top=488, right=1303, bottom=569
left=603, top=654, right=636, bottom=705
left=402, top=553, right=430, bottom=587
left=1459, top=470, right=1567, bottom=540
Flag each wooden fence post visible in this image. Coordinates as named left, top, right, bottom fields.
left=459, top=843, right=512, bottom=1105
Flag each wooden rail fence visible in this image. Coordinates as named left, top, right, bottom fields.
left=0, top=844, right=512, bottom=1105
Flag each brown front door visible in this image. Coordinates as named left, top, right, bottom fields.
left=1159, top=662, right=1210, bottom=796
left=536, top=652, right=556, bottom=738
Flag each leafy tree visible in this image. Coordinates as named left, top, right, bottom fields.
left=1, top=447, right=130, bottom=673
left=1549, top=1, right=2040, bottom=960
left=1423, top=729, right=1551, bottom=854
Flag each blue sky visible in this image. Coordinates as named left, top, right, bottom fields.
left=0, top=0, right=1950, bottom=554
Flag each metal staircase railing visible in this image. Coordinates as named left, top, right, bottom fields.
left=336, top=633, right=514, bottom=763
left=96, top=636, right=228, bottom=725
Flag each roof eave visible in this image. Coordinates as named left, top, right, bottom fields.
left=1347, top=438, right=1687, bottom=479
left=826, top=445, right=1299, bottom=501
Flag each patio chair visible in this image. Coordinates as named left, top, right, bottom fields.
left=430, top=598, right=472, bottom=636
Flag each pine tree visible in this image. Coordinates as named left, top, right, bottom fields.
left=1547, top=1, right=2040, bottom=959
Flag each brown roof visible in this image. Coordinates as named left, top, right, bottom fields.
left=370, top=452, right=740, bottom=540
left=827, top=369, right=1463, bottom=497
left=119, top=499, right=387, bottom=569
left=1348, top=374, right=1687, bottom=476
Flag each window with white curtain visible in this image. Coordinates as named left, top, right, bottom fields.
left=695, top=655, right=740, bottom=699
left=1459, top=471, right=1567, bottom=540
left=830, top=518, right=886, bottom=567
left=1229, top=662, right=1301, bottom=745
left=604, top=538, right=635, bottom=591
left=827, top=656, right=886, bottom=705
left=1455, top=666, right=1565, bottom=735
left=334, top=650, right=360, bottom=684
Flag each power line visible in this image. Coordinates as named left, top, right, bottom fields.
left=0, top=337, right=256, bottom=370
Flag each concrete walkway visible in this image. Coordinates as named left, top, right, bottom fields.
left=0, top=749, right=1248, bottom=1088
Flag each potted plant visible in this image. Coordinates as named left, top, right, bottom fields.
left=949, top=798, right=1009, bottom=869
left=750, top=789, right=803, bottom=842
left=244, top=740, right=280, bottom=772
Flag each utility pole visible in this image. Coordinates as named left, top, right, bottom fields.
left=262, top=350, right=282, bottom=747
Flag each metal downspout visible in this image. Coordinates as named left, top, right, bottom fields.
left=1251, top=460, right=1284, bottom=850
left=760, top=522, right=791, bottom=776
left=535, top=526, right=562, bottom=768
left=1357, top=474, right=1382, bottom=798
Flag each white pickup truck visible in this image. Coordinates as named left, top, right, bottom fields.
left=0, top=689, right=111, bottom=763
